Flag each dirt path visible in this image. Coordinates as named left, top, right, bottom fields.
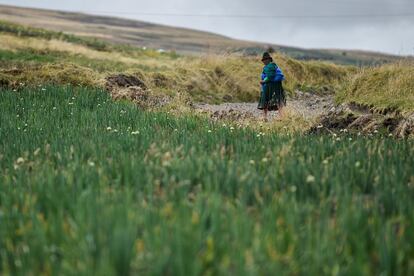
left=195, top=92, right=335, bottom=121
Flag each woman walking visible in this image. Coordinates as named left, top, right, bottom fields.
left=258, top=52, right=286, bottom=120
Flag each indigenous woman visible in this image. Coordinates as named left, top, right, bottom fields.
left=258, top=52, right=286, bottom=120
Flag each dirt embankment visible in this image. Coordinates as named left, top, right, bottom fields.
left=196, top=91, right=413, bottom=138
left=309, top=104, right=414, bottom=138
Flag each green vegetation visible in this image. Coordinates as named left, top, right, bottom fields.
left=1, top=86, right=413, bottom=275
left=0, top=20, right=179, bottom=59
left=0, top=20, right=109, bottom=51
left=337, top=61, right=414, bottom=113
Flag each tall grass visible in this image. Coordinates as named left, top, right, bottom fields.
left=1, top=86, right=413, bottom=275
left=0, top=21, right=354, bottom=103
left=337, top=61, right=414, bottom=113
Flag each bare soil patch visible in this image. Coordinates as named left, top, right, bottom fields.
left=195, top=91, right=335, bottom=121
left=105, top=74, right=170, bottom=109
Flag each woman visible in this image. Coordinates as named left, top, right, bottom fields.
left=257, top=52, right=286, bottom=120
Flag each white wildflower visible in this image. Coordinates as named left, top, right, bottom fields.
left=306, top=175, right=316, bottom=183
left=16, top=157, right=25, bottom=165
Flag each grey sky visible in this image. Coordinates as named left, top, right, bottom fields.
left=1, top=0, right=414, bottom=55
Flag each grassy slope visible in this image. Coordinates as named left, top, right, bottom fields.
left=337, top=62, right=414, bottom=113
left=0, top=4, right=404, bottom=66
left=0, top=21, right=352, bottom=104
left=1, top=86, right=413, bottom=275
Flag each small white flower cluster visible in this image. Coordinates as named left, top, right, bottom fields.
left=222, top=123, right=237, bottom=132
left=106, top=127, right=119, bottom=133
left=306, top=175, right=315, bottom=183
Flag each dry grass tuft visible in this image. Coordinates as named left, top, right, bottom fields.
left=0, top=63, right=101, bottom=88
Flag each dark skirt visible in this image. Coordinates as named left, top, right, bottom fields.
left=258, top=81, right=286, bottom=111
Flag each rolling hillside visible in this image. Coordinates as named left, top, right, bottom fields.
left=0, top=4, right=404, bottom=65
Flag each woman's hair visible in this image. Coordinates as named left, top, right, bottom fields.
left=262, top=52, right=273, bottom=62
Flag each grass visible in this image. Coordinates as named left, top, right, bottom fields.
left=0, top=63, right=100, bottom=88
left=0, top=33, right=353, bottom=104
left=1, top=86, right=414, bottom=275
left=336, top=61, right=414, bottom=113
left=0, top=20, right=109, bottom=51
left=0, top=20, right=356, bottom=104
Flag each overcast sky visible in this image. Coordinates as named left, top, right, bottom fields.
left=1, top=0, right=414, bottom=55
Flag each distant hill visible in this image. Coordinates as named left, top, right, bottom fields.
left=0, top=4, right=405, bottom=65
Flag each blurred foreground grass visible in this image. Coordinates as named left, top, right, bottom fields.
left=1, top=86, right=413, bottom=275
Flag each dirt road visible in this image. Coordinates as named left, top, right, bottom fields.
left=195, top=92, right=335, bottom=121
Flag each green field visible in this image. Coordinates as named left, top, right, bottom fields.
left=1, top=86, right=413, bottom=275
